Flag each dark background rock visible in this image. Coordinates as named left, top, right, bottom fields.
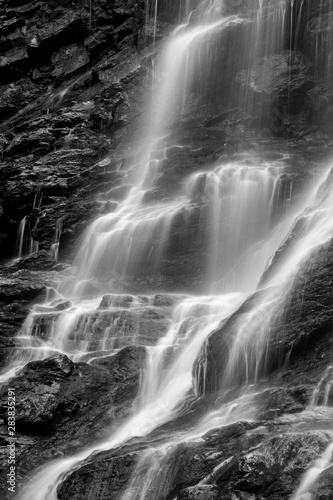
left=0, top=0, right=146, bottom=261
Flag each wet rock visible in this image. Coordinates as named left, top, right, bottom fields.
left=6, top=128, right=55, bottom=156
left=51, top=43, right=90, bottom=80
left=103, top=184, right=133, bottom=201
left=0, top=276, right=46, bottom=302
left=149, top=422, right=268, bottom=500
left=63, top=307, right=171, bottom=349
left=23, top=354, right=74, bottom=379
left=0, top=46, right=30, bottom=84
left=98, top=294, right=134, bottom=309
left=0, top=344, right=149, bottom=497
left=236, top=51, right=315, bottom=136
left=57, top=451, right=140, bottom=500
left=254, top=387, right=308, bottom=420
left=177, top=485, right=219, bottom=500
left=203, top=421, right=259, bottom=447
left=152, top=294, right=179, bottom=307
left=0, top=354, right=110, bottom=433
left=0, top=78, right=44, bottom=121
left=217, top=431, right=333, bottom=499
left=92, top=346, right=147, bottom=407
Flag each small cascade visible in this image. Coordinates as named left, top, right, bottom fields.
left=189, top=160, right=294, bottom=292
left=291, top=441, right=333, bottom=500
left=196, top=166, right=333, bottom=394
left=137, top=293, right=245, bottom=409
left=15, top=216, right=27, bottom=259
left=33, top=185, right=43, bottom=210
left=13, top=186, right=43, bottom=260
left=72, top=197, right=179, bottom=295
left=14, top=216, right=39, bottom=260
left=1, top=293, right=178, bottom=376
left=50, top=216, right=64, bottom=262
left=309, top=365, right=333, bottom=408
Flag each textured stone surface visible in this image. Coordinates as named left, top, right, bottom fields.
left=0, top=0, right=146, bottom=261
left=0, top=348, right=147, bottom=496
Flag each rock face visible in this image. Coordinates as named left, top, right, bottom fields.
left=57, top=451, right=140, bottom=500
left=0, top=349, right=146, bottom=496
left=0, top=0, right=146, bottom=261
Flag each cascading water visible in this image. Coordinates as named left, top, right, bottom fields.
left=13, top=216, right=39, bottom=260
left=50, top=217, right=64, bottom=262
left=309, top=365, right=333, bottom=408
left=2, top=0, right=333, bottom=499
left=188, top=160, right=294, bottom=292
left=12, top=187, right=43, bottom=261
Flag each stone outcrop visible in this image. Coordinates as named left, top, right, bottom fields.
left=0, top=0, right=146, bottom=261
left=0, top=349, right=146, bottom=496
left=56, top=415, right=333, bottom=500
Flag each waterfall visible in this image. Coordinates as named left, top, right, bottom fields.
left=196, top=166, right=333, bottom=394
left=50, top=217, right=64, bottom=262
left=12, top=186, right=43, bottom=261
left=14, top=216, right=39, bottom=260
left=188, top=161, right=294, bottom=292
left=309, top=365, right=333, bottom=408
left=15, top=216, right=27, bottom=259
left=2, top=0, right=333, bottom=499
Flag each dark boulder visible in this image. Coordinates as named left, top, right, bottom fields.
left=0, top=345, right=148, bottom=497
left=92, top=345, right=147, bottom=409
left=216, top=431, right=333, bottom=499
left=57, top=451, right=140, bottom=500
left=0, top=354, right=112, bottom=433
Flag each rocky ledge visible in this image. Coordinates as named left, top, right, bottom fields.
left=0, top=348, right=146, bottom=496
